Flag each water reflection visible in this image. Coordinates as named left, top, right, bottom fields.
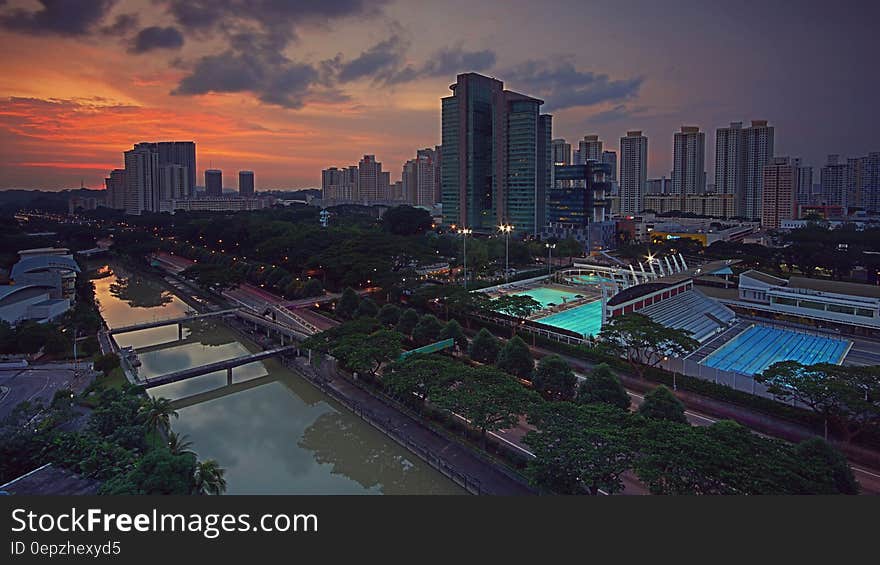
left=90, top=263, right=464, bottom=495
left=109, top=274, right=174, bottom=308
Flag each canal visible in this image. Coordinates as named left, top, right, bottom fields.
left=91, top=263, right=464, bottom=494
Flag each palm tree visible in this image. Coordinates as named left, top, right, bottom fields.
left=193, top=459, right=227, bottom=495
left=138, top=396, right=178, bottom=434
left=167, top=431, right=195, bottom=457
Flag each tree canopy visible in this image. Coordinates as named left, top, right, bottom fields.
left=576, top=363, right=630, bottom=410
left=599, top=313, right=698, bottom=378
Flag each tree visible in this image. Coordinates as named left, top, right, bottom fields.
left=193, top=459, right=227, bottom=495
left=496, top=335, right=534, bottom=379
left=794, top=437, right=859, bottom=495
left=101, top=449, right=195, bottom=495
left=439, top=319, right=467, bottom=350
left=468, top=328, right=500, bottom=364
left=576, top=363, right=630, bottom=410
left=138, top=396, right=178, bottom=434
left=396, top=308, right=419, bottom=336
left=412, top=314, right=443, bottom=345
left=378, top=303, right=401, bottom=326
left=383, top=355, right=457, bottom=412
left=336, top=287, right=360, bottom=319
left=93, top=353, right=120, bottom=377
left=598, top=313, right=698, bottom=378
left=330, top=329, right=403, bottom=377
left=492, top=294, right=541, bottom=335
left=166, top=431, right=195, bottom=457
left=635, top=419, right=859, bottom=495
left=532, top=355, right=577, bottom=401
left=181, top=263, right=244, bottom=292
left=638, top=385, right=687, bottom=423
left=301, top=278, right=323, bottom=298
left=757, top=361, right=880, bottom=443
left=381, top=205, right=433, bottom=236
left=432, top=366, right=538, bottom=448
left=556, top=237, right=583, bottom=264
left=355, top=296, right=379, bottom=318
left=525, top=402, right=637, bottom=495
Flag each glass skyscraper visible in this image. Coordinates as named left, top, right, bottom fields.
left=441, top=73, right=553, bottom=234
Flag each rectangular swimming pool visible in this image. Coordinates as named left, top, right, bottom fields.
left=534, top=299, right=604, bottom=337
left=509, top=287, right=582, bottom=309
left=701, top=325, right=850, bottom=375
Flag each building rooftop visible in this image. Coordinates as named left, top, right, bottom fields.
left=788, top=276, right=880, bottom=299
left=740, top=270, right=788, bottom=286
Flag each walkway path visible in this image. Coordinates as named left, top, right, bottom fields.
left=292, top=357, right=535, bottom=496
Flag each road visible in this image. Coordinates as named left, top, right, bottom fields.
left=0, top=365, right=88, bottom=420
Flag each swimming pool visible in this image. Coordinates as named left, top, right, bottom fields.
left=701, top=325, right=850, bottom=375
left=509, top=287, right=581, bottom=308
left=535, top=300, right=604, bottom=337
left=564, top=274, right=614, bottom=285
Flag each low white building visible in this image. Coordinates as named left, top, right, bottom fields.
left=734, top=270, right=880, bottom=335
left=0, top=285, right=70, bottom=325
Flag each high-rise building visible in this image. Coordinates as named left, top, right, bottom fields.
left=440, top=72, right=553, bottom=234
left=123, top=143, right=159, bottom=215
left=646, top=177, right=670, bottom=195
left=761, top=157, right=799, bottom=229
left=104, top=169, right=126, bottom=210
left=205, top=169, right=223, bottom=197
left=321, top=166, right=359, bottom=201
left=154, top=141, right=196, bottom=198
left=601, top=150, right=617, bottom=181
left=820, top=154, right=848, bottom=208
left=864, top=153, right=880, bottom=212
left=433, top=144, right=443, bottom=204
left=239, top=171, right=254, bottom=196
left=552, top=139, right=572, bottom=166
left=714, top=120, right=774, bottom=218
left=795, top=161, right=813, bottom=206
left=671, top=126, right=706, bottom=195
left=577, top=135, right=603, bottom=164
left=380, top=171, right=390, bottom=201
left=159, top=164, right=190, bottom=201
left=619, top=131, right=648, bottom=215
left=358, top=155, right=384, bottom=201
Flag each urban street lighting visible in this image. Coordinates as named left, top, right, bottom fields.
left=545, top=243, right=556, bottom=276
left=457, top=228, right=472, bottom=289
left=499, top=224, right=514, bottom=283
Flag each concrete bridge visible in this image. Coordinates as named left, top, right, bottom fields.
left=141, top=344, right=298, bottom=389
left=108, top=308, right=239, bottom=337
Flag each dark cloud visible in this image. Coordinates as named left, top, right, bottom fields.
left=101, top=13, right=139, bottom=36
left=503, top=60, right=643, bottom=111
left=129, top=26, right=184, bottom=54
left=0, top=0, right=117, bottom=36
left=173, top=35, right=322, bottom=109
left=337, top=36, right=406, bottom=82
left=417, top=46, right=496, bottom=78
left=331, top=41, right=497, bottom=85
left=164, top=0, right=387, bottom=37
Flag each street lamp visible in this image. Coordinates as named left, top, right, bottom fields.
left=545, top=243, right=556, bottom=276
left=457, top=228, right=472, bottom=289
left=499, top=224, right=514, bottom=283
left=663, top=355, right=677, bottom=391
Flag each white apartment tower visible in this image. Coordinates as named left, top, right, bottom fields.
left=672, top=126, right=706, bottom=195
left=123, top=143, right=159, bottom=215
left=619, top=131, right=648, bottom=215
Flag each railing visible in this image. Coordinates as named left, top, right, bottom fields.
left=659, top=356, right=781, bottom=401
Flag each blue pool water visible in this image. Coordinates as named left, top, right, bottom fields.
left=535, top=300, right=604, bottom=337
left=701, top=325, right=850, bottom=375
left=509, top=287, right=581, bottom=308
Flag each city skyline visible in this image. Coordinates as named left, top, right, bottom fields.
left=0, top=0, right=877, bottom=191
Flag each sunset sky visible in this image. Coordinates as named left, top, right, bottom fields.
left=0, top=0, right=877, bottom=191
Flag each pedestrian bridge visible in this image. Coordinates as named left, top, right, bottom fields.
left=108, top=308, right=239, bottom=336
left=140, top=344, right=298, bottom=389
